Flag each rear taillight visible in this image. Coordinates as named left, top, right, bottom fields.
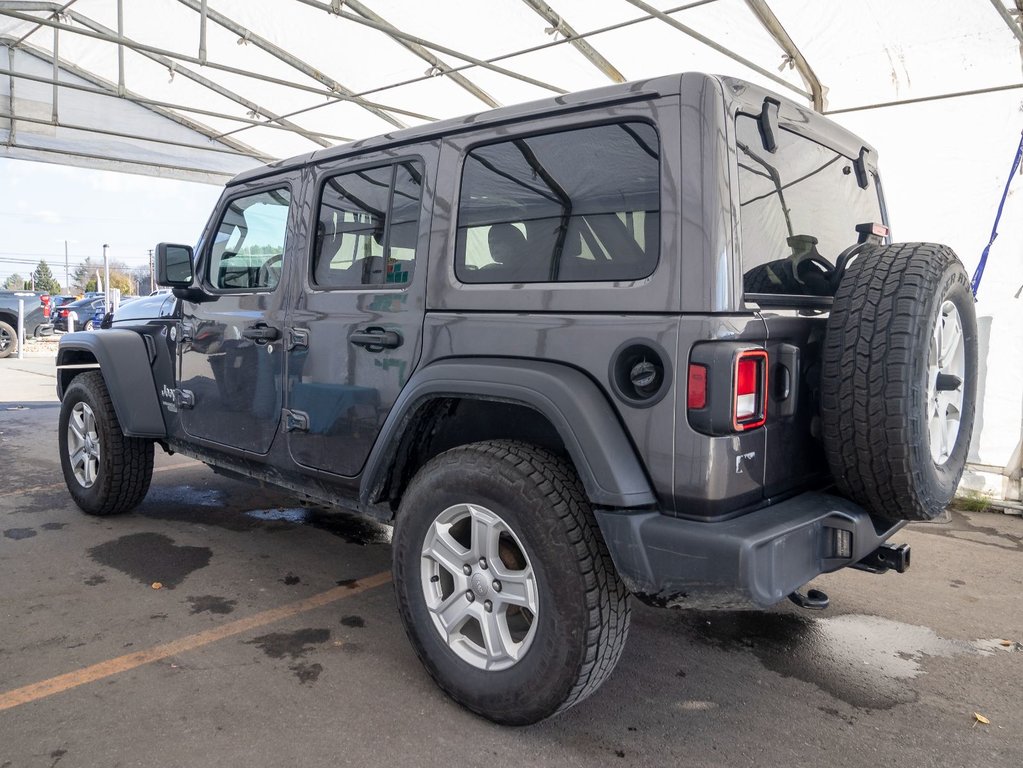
left=733, top=350, right=768, bottom=430
left=687, top=364, right=707, bottom=410
left=60, top=308, right=69, bottom=317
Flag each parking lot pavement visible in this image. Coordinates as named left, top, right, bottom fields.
left=1, top=363, right=1021, bottom=768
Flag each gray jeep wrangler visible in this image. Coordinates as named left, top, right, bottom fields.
left=56, top=73, right=977, bottom=725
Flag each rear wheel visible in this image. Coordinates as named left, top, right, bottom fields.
left=0, top=320, right=17, bottom=359
left=821, top=243, right=977, bottom=521
left=392, top=440, right=630, bottom=725
left=59, top=371, right=154, bottom=516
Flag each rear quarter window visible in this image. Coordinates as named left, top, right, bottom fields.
left=455, top=122, right=660, bottom=284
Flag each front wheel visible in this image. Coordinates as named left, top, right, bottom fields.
left=59, top=371, right=154, bottom=515
left=392, top=441, right=630, bottom=725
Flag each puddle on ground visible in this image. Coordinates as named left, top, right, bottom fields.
left=244, top=628, right=331, bottom=660
left=87, top=532, right=212, bottom=589
left=245, top=507, right=392, bottom=546
left=3, top=527, right=37, bottom=540
left=675, top=611, right=1006, bottom=710
left=187, top=595, right=237, bottom=615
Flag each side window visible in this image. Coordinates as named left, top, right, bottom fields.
left=208, top=188, right=291, bottom=291
left=455, top=122, right=659, bottom=284
left=313, top=160, right=424, bottom=289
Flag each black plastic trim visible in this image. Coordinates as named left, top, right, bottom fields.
left=56, top=330, right=167, bottom=438
left=360, top=357, right=656, bottom=508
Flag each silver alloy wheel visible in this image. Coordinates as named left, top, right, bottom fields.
left=927, top=300, right=966, bottom=465
left=420, top=503, right=539, bottom=671
left=67, top=401, right=101, bottom=488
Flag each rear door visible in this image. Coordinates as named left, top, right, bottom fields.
left=733, top=112, right=887, bottom=499
left=178, top=179, right=298, bottom=455
left=283, top=147, right=434, bottom=477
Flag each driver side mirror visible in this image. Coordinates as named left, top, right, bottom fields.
left=156, top=243, right=195, bottom=287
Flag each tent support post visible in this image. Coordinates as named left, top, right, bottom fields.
left=6, top=45, right=14, bottom=147
left=743, top=0, right=825, bottom=111
left=116, top=0, right=124, bottom=95
left=198, top=0, right=207, bottom=64
left=520, top=0, right=625, bottom=83
left=50, top=22, right=58, bottom=122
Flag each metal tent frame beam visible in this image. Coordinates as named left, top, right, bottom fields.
left=344, top=0, right=500, bottom=108
left=988, top=0, right=1023, bottom=45
left=174, top=0, right=407, bottom=130
left=293, top=0, right=568, bottom=95
left=0, top=36, right=273, bottom=160
left=622, top=0, right=810, bottom=102
left=744, top=0, right=826, bottom=111
left=520, top=0, right=625, bottom=83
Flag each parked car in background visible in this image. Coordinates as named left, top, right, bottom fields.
left=92, top=296, right=139, bottom=329
left=52, top=294, right=78, bottom=312
left=54, top=296, right=106, bottom=332
left=0, top=290, right=54, bottom=358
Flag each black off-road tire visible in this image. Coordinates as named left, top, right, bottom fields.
left=392, top=440, right=630, bottom=725
left=59, top=371, right=154, bottom=516
left=0, top=319, right=17, bottom=359
left=821, top=243, right=978, bottom=521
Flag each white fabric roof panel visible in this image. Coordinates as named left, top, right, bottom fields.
left=1, top=0, right=1020, bottom=180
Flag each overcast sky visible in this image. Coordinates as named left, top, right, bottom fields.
left=0, top=158, right=221, bottom=288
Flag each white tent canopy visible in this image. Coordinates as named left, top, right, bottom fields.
left=1, top=0, right=1022, bottom=180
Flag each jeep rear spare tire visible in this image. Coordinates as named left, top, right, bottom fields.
left=821, top=243, right=978, bottom=521
left=392, top=440, right=630, bottom=725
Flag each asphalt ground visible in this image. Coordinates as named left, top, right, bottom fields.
left=1, top=355, right=1021, bottom=768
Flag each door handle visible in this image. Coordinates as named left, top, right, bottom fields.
left=350, top=327, right=402, bottom=351
left=242, top=324, right=280, bottom=342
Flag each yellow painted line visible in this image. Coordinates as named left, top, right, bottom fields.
left=13, top=462, right=199, bottom=495
left=0, top=570, right=392, bottom=712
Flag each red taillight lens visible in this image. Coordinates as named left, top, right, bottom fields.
left=687, top=364, right=707, bottom=410
left=733, top=350, right=768, bottom=430
left=60, top=308, right=69, bottom=317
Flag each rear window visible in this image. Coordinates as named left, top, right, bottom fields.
left=455, top=122, right=660, bottom=284
left=735, top=115, right=884, bottom=300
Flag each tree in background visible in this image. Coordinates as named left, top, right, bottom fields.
left=72, top=256, right=97, bottom=293
left=3, top=273, right=24, bottom=290
left=32, top=260, right=62, bottom=294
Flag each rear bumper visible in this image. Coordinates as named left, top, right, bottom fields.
left=595, top=491, right=904, bottom=608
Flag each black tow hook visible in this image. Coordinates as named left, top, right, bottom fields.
left=852, top=543, right=911, bottom=574
left=788, top=588, right=830, bottom=610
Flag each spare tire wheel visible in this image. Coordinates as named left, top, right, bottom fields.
left=821, top=243, right=977, bottom=521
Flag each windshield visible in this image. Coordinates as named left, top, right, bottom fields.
left=735, top=115, right=884, bottom=300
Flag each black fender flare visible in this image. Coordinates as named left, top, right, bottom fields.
left=360, top=358, right=656, bottom=509
left=56, top=330, right=166, bottom=438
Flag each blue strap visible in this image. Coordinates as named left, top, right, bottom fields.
left=971, top=130, right=1023, bottom=296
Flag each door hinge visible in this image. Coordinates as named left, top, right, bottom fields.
left=283, top=409, right=309, bottom=432
left=287, top=327, right=309, bottom=351
left=174, top=389, right=195, bottom=410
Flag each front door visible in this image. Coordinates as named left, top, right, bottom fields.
left=178, top=182, right=297, bottom=455
left=284, top=152, right=432, bottom=477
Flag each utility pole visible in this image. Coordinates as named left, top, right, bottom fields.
left=148, top=249, right=155, bottom=293
left=64, top=240, right=69, bottom=292
left=102, top=244, right=110, bottom=310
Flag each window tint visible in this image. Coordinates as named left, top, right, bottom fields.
left=735, top=115, right=884, bottom=298
left=455, top=122, right=659, bottom=284
left=313, top=160, right=424, bottom=288
left=208, top=188, right=291, bottom=291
